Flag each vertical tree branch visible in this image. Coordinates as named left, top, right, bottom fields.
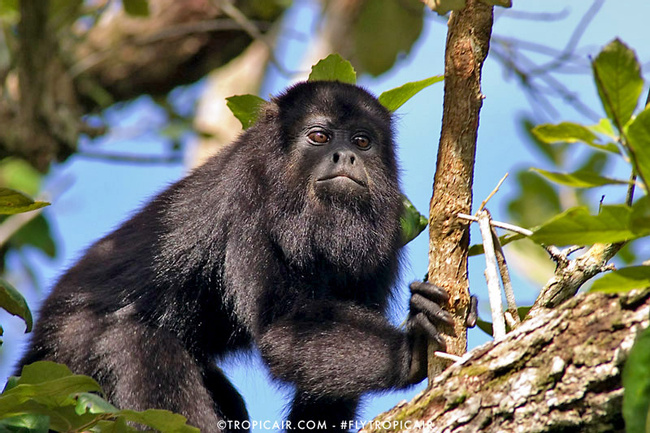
left=427, top=0, right=494, bottom=379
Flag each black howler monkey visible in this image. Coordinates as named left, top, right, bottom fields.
left=17, top=81, right=452, bottom=432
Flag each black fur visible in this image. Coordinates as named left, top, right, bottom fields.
left=17, top=81, right=449, bottom=432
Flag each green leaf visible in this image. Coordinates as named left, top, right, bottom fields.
left=11, top=214, right=57, bottom=258
left=0, top=277, right=33, bottom=332
left=74, top=393, right=119, bottom=416
left=588, top=118, right=618, bottom=140
left=592, top=39, right=643, bottom=129
left=0, top=413, right=49, bottom=433
left=0, top=159, right=43, bottom=197
left=531, top=168, right=629, bottom=188
left=0, top=188, right=49, bottom=215
left=532, top=122, right=619, bottom=154
left=122, top=0, right=149, bottom=16
left=530, top=205, right=650, bottom=246
left=308, top=54, right=356, bottom=84
left=631, top=197, right=650, bottom=232
left=378, top=76, right=444, bottom=112
left=591, top=266, right=650, bottom=293
left=626, top=106, right=650, bottom=192
left=400, top=196, right=427, bottom=246
left=225, top=95, right=266, bottom=130
left=0, top=372, right=102, bottom=413
left=17, top=362, right=73, bottom=385
left=117, top=409, right=199, bottom=433
left=622, top=326, right=650, bottom=433
left=353, top=0, right=424, bottom=75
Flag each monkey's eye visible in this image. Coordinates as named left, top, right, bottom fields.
left=353, top=136, right=371, bottom=150
left=308, top=131, right=330, bottom=144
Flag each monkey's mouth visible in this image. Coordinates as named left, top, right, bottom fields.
left=316, top=174, right=367, bottom=188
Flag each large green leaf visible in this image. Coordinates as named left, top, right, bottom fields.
left=531, top=168, right=629, bottom=189
left=308, top=54, right=356, bottom=84
left=400, top=196, right=427, bottom=246
left=530, top=205, right=650, bottom=246
left=0, top=188, right=49, bottom=215
left=626, top=106, right=650, bottom=192
left=590, top=266, right=650, bottom=293
left=0, top=277, right=32, bottom=332
left=622, top=326, right=650, bottom=433
left=592, top=39, right=643, bottom=129
left=378, top=76, right=444, bottom=112
left=225, top=95, right=267, bottom=130
left=532, top=122, right=619, bottom=154
left=1, top=362, right=199, bottom=432
left=353, top=0, right=423, bottom=76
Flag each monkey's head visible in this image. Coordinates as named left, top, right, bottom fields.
left=269, top=81, right=399, bottom=208
left=260, top=81, right=403, bottom=275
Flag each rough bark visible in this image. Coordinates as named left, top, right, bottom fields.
left=427, top=0, right=493, bottom=375
left=363, top=289, right=650, bottom=433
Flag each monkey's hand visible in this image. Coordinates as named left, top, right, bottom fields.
left=405, top=281, right=454, bottom=384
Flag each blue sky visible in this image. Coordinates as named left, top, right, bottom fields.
left=2, top=0, right=650, bottom=429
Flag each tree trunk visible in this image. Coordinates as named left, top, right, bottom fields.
left=364, top=289, right=650, bottom=432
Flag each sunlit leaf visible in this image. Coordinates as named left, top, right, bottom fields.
left=531, top=168, right=629, bottom=188
left=308, top=54, right=356, bottom=84
left=0, top=188, right=49, bottom=215
left=530, top=205, right=650, bottom=246
left=622, top=326, right=650, bottom=433
left=225, top=94, right=266, bottom=130
left=626, top=106, right=650, bottom=192
left=379, top=76, right=443, bottom=112
left=400, top=196, right=427, bottom=246
left=591, top=266, right=650, bottom=293
left=592, top=39, right=643, bottom=129
left=532, top=122, right=619, bottom=154
left=0, top=277, right=32, bottom=332
left=588, top=118, right=618, bottom=140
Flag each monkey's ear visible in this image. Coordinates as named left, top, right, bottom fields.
left=258, top=101, right=280, bottom=123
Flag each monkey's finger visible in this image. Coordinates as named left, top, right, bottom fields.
left=410, top=293, right=453, bottom=326
left=412, top=312, right=446, bottom=351
left=466, top=295, right=478, bottom=328
left=409, top=281, right=449, bottom=304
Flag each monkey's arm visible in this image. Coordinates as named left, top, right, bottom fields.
left=258, top=287, right=452, bottom=398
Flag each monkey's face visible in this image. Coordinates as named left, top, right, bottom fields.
left=267, top=81, right=400, bottom=214
left=293, top=115, right=379, bottom=203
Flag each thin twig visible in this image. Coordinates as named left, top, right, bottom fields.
left=491, top=223, right=519, bottom=328
left=478, top=209, right=506, bottom=339
left=457, top=213, right=533, bottom=237
left=478, top=173, right=508, bottom=212
left=433, top=351, right=463, bottom=363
